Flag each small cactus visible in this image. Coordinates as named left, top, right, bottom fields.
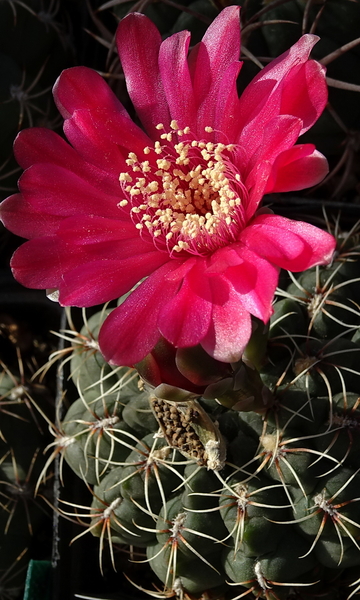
left=35, top=217, right=360, bottom=600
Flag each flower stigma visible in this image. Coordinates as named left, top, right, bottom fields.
left=118, top=123, right=248, bottom=257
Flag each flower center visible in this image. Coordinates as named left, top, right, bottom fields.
left=118, top=121, right=247, bottom=256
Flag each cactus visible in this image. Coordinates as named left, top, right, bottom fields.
left=0, top=306, right=60, bottom=599
left=0, top=1, right=360, bottom=599
left=30, top=217, right=358, bottom=600
left=0, top=0, right=75, bottom=204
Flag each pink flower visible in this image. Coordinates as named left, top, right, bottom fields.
left=1, top=7, right=336, bottom=366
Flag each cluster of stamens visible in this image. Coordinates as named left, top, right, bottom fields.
left=118, top=121, right=245, bottom=255
left=151, top=398, right=206, bottom=465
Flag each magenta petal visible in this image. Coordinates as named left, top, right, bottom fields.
left=10, top=213, right=160, bottom=295
left=13, top=128, right=122, bottom=196
left=207, top=243, right=277, bottom=328
left=10, top=237, right=68, bottom=289
left=241, top=214, right=336, bottom=271
left=116, top=13, right=170, bottom=137
left=63, top=107, right=151, bottom=174
left=280, top=59, right=327, bottom=134
left=223, top=245, right=279, bottom=322
left=99, top=261, right=184, bottom=366
left=237, top=34, right=319, bottom=118
left=58, top=250, right=169, bottom=306
left=11, top=228, right=168, bottom=306
left=158, top=30, right=196, bottom=130
left=0, top=194, right=62, bottom=238
left=164, top=258, right=198, bottom=282
left=9, top=232, right=112, bottom=290
left=190, top=6, right=241, bottom=131
left=14, top=128, right=79, bottom=170
left=243, top=160, right=273, bottom=218
left=265, top=145, right=329, bottom=193
left=71, top=107, right=151, bottom=153
left=244, top=114, right=302, bottom=175
left=243, top=115, right=302, bottom=216
left=188, top=42, right=211, bottom=110
left=53, top=67, right=127, bottom=120
left=201, top=275, right=252, bottom=363
left=159, top=260, right=212, bottom=347
left=214, top=61, right=242, bottom=141
left=236, top=35, right=323, bottom=149
left=19, top=164, right=121, bottom=219
left=55, top=216, right=155, bottom=263
left=196, top=6, right=240, bottom=86
left=63, top=113, right=127, bottom=174
left=206, top=246, right=244, bottom=274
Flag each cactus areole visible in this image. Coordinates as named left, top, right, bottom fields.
left=1, top=7, right=335, bottom=367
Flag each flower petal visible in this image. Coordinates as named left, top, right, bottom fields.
left=243, top=115, right=302, bottom=216
left=214, top=61, right=242, bottom=141
left=201, top=275, right=252, bottom=363
left=240, top=214, right=336, bottom=271
left=13, top=128, right=122, bottom=196
left=63, top=107, right=151, bottom=174
left=53, top=67, right=128, bottom=120
left=10, top=215, right=167, bottom=306
left=58, top=250, right=168, bottom=306
left=63, top=111, right=127, bottom=174
left=219, top=245, right=279, bottom=322
left=189, top=5, right=241, bottom=132
left=56, top=215, right=152, bottom=254
left=159, top=260, right=212, bottom=347
left=265, top=145, right=329, bottom=193
left=280, top=59, right=327, bottom=134
left=242, top=160, right=273, bottom=218
left=236, top=35, right=325, bottom=153
left=244, top=114, right=302, bottom=176
left=116, top=13, right=170, bottom=137
left=159, top=30, right=197, bottom=130
left=99, top=260, right=184, bottom=366
left=10, top=237, right=69, bottom=289
left=54, top=67, right=152, bottom=173
left=0, top=194, right=63, bottom=238
left=19, top=163, right=122, bottom=219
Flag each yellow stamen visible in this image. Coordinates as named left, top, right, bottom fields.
left=118, top=124, right=243, bottom=255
